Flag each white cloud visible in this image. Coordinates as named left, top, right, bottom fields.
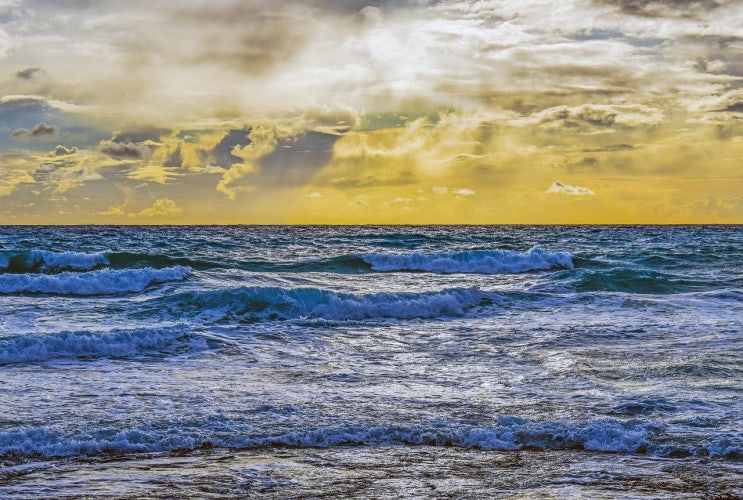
left=433, top=186, right=475, bottom=196
left=133, top=198, right=182, bottom=217
left=547, top=180, right=595, bottom=196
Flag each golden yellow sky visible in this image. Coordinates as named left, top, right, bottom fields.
left=0, top=0, right=741, bottom=223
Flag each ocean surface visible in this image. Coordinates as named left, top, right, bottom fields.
left=0, top=225, right=740, bottom=498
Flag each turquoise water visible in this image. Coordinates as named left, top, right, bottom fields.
left=0, top=226, right=741, bottom=498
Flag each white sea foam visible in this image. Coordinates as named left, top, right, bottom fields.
left=0, top=418, right=718, bottom=459
left=0, top=326, right=203, bottom=364
left=361, top=247, right=573, bottom=273
left=0, top=266, right=191, bottom=295
left=170, top=286, right=491, bottom=322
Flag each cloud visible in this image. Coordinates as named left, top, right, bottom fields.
left=433, top=186, right=475, bottom=196
left=11, top=122, right=58, bottom=139
left=100, top=198, right=183, bottom=218
left=594, top=0, right=732, bottom=18
left=547, top=180, right=596, bottom=196
left=301, top=105, right=362, bottom=134
left=32, top=161, right=103, bottom=192
left=529, top=104, right=664, bottom=129
left=111, top=127, right=169, bottom=144
left=132, top=197, right=182, bottom=218
left=124, top=163, right=180, bottom=184
left=16, top=67, right=51, bottom=81
left=583, top=144, right=635, bottom=152
left=100, top=140, right=153, bottom=160
left=330, top=171, right=415, bottom=189
left=48, top=145, right=78, bottom=157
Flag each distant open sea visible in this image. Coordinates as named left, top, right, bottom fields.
left=0, top=225, right=740, bottom=498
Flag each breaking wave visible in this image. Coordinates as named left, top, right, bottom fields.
left=0, top=326, right=204, bottom=364
left=154, top=286, right=493, bottom=322
left=360, top=247, right=573, bottom=274
left=1, top=417, right=738, bottom=461
left=0, top=250, right=108, bottom=273
left=0, top=266, right=191, bottom=295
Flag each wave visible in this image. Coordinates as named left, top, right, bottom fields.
left=0, top=249, right=221, bottom=274
left=154, top=286, right=493, bottom=322
left=106, top=252, right=222, bottom=271
left=550, top=268, right=718, bottom=294
left=0, top=326, right=204, bottom=364
left=1, top=417, right=738, bottom=461
left=360, top=247, right=573, bottom=274
left=0, top=250, right=108, bottom=273
left=0, top=247, right=573, bottom=276
left=236, top=248, right=571, bottom=274
left=0, top=266, right=191, bottom=295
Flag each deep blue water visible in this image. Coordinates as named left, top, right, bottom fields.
left=0, top=226, right=741, bottom=498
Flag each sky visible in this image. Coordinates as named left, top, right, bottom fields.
left=0, top=0, right=741, bottom=224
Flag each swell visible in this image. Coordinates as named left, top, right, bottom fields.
left=149, top=286, right=494, bottom=322
left=0, top=250, right=109, bottom=273
left=0, top=248, right=573, bottom=275
left=144, top=280, right=743, bottom=324
left=0, top=326, right=205, bottom=364
left=360, top=247, right=573, bottom=273
left=0, top=266, right=191, bottom=295
left=1, top=417, right=738, bottom=461
left=548, top=268, right=732, bottom=294
left=0, top=250, right=219, bottom=274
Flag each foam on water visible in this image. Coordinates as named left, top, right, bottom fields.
left=361, top=247, right=573, bottom=274
left=0, top=266, right=191, bottom=295
left=157, top=285, right=492, bottom=322
left=0, top=326, right=203, bottom=364
left=1, top=417, right=737, bottom=461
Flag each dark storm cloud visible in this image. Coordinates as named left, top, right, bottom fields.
left=111, top=126, right=169, bottom=144
left=15, top=67, right=50, bottom=81
left=594, top=0, right=731, bottom=18
left=211, top=129, right=252, bottom=167
left=100, top=140, right=153, bottom=160
left=11, top=122, right=58, bottom=139
left=723, top=102, right=743, bottom=113
left=567, top=156, right=600, bottom=169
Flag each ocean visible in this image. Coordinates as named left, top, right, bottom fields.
left=0, top=225, right=740, bottom=498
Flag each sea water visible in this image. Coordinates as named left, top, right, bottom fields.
left=0, top=225, right=740, bottom=498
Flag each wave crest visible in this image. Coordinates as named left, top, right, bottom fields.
left=2, top=417, right=735, bottom=460
left=0, top=326, right=203, bottom=364
left=157, top=286, right=492, bottom=322
left=361, top=247, right=573, bottom=274
left=0, top=266, right=191, bottom=295
left=0, top=250, right=109, bottom=273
